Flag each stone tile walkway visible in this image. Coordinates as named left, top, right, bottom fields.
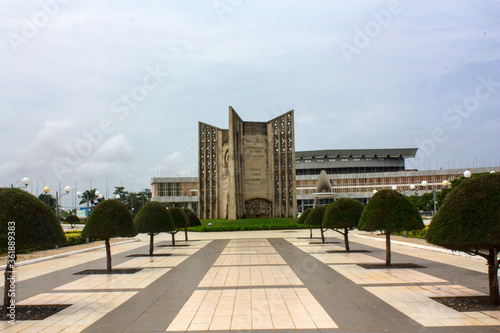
left=0, top=230, right=498, bottom=332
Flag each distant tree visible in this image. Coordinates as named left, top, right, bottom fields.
left=169, top=207, right=190, bottom=242
left=82, top=200, right=137, bottom=272
left=183, top=208, right=202, bottom=227
left=38, top=193, right=56, bottom=212
left=113, top=187, right=151, bottom=213
left=65, top=214, right=80, bottom=228
left=358, top=190, right=424, bottom=266
left=305, top=206, right=327, bottom=243
left=426, top=173, right=500, bottom=305
left=0, top=188, right=67, bottom=314
left=323, top=198, right=364, bottom=251
left=134, top=202, right=175, bottom=255
left=407, top=194, right=421, bottom=211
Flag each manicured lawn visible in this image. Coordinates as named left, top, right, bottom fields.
left=187, top=217, right=310, bottom=232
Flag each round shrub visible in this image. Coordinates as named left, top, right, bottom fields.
left=304, top=206, right=327, bottom=226
left=183, top=208, right=201, bottom=227
left=427, top=173, right=499, bottom=251
left=323, top=198, right=364, bottom=230
left=135, top=202, right=175, bottom=233
left=82, top=200, right=137, bottom=239
left=358, top=189, right=424, bottom=233
left=65, top=215, right=80, bottom=224
left=297, top=208, right=313, bottom=224
left=0, top=188, right=67, bottom=252
left=169, top=207, right=190, bottom=229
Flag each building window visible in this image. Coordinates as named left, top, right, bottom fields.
left=341, top=158, right=348, bottom=162
left=354, top=158, right=360, bottom=161
left=329, top=159, right=336, bottom=162
left=305, top=160, right=311, bottom=163
left=157, top=183, right=181, bottom=197
left=317, top=159, right=323, bottom=162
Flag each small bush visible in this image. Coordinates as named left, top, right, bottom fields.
left=297, top=208, right=312, bottom=224
left=65, top=215, right=80, bottom=224
left=169, top=207, right=189, bottom=229
left=394, top=226, right=429, bottom=239
left=304, top=206, right=327, bottom=227
left=183, top=208, right=201, bottom=226
left=65, top=230, right=101, bottom=246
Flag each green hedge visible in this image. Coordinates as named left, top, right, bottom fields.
left=65, top=230, right=101, bottom=246
left=187, top=218, right=309, bottom=232
left=394, top=226, right=429, bottom=239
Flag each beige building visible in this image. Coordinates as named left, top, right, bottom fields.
left=151, top=147, right=499, bottom=216
left=197, top=107, right=296, bottom=219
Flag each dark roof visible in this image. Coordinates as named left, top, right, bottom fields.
left=295, top=148, right=417, bottom=159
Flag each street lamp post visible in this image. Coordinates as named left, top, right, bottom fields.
left=11, top=177, right=30, bottom=189
left=55, top=186, right=71, bottom=221
left=44, top=186, right=71, bottom=220
left=421, top=180, right=436, bottom=216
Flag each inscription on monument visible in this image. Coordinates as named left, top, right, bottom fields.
left=243, top=135, right=269, bottom=199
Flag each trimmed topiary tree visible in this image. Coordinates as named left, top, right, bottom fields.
left=0, top=188, right=67, bottom=314
left=65, top=214, right=80, bottom=228
left=323, top=198, right=364, bottom=251
left=82, top=200, right=137, bottom=272
left=298, top=208, right=313, bottom=238
left=426, top=173, right=500, bottom=306
left=134, top=202, right=175, bottom=255
left=358, top=189, right=424, bottom=266
left=183, top=208, right=202, bottom=227
left=305, top=206, right=327, bottom=243
left=298, top=208, right=312, bottom=224
left=168, top=207, right=190, bottom=244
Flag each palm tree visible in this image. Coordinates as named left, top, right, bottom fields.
left=79, top=189, right=103, bottom=216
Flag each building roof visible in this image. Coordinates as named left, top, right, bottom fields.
left=295, top=148, right=418, bottom=159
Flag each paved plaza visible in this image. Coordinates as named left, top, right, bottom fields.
left=1, top=229, right=499, bottom=332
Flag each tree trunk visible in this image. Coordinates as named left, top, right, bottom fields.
left=487, top=248, right=499, bottom=306
left=185, top=227, right=188, bottom=241
left=309, top=227, right=312, bottom=238
left=105, top=238, right=112, bottom=273
left=344, top=228, right=350, bottom=252
left=320, top=228, right=325, bottom=243
left=3, top=256, right=15, bottom=315
left=385, top=232, right=391, bottom=266
left=149, top=233, right=154, bottom=256
left=171, top=233, right=175, bottom=246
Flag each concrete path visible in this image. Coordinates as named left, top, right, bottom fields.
left=1, top=230, right=499, bottom=332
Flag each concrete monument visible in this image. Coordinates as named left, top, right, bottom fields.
left=198, top=107, right=296, bottom=219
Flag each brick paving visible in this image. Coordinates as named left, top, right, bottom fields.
left=0, top=230, right=499, bottom=332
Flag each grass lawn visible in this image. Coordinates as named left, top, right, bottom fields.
left=187, top=217, right=311, bottom=232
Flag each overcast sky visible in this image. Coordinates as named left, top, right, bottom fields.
left=1, top=0, right=499, bottom=208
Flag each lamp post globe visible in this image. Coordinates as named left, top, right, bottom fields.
left=22, top=177, right=30, bottom=186
left=410, top=184, right=416, bottom=190
left=64, top=186, right=71, bottom=193
left=464, top=170, right=471, bottom=178
left=421, top=180, right=428, bottom=187
left=43, top=186, right=50, bottom=193
left=490, top=170, right=496, bottom=174
left=442, top=180, right=449, bottom=187
left=76, top=191, right=82, bottom=198
left=95, top=190, right=101, bottom=196
left=391, top=185, right=397, bottom=191
left=372, top=189, right=377, bottom=194
left=115, top=194, right=120, bottom=199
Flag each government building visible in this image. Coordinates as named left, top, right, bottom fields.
left=151, top=146, right=499, bottom=215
